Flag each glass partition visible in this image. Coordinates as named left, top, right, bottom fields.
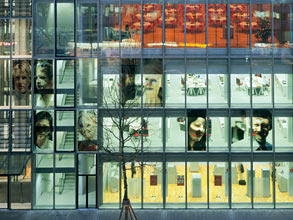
left=12, top=19, right=32, bottom=58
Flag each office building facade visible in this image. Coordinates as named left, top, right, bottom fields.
left=0, top=0, right=293, bottom=212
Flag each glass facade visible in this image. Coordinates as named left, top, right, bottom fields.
left=0, top=0, right=292, bottom=210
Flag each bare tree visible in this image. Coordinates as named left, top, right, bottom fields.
left=99, top=60, right=154, bottom=220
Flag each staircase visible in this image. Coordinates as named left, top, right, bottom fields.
left=63, top=132, right=74, bottom=150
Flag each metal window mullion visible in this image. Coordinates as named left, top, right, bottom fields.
left=162, top=153, right=166, bottom=208
left=162, top=0, right=165, bottom=56
left=249, top=0, right=252, bottom=52
left=53, top=110, right=57, bottom=209
left=75, top=153, right=78, bottom=208
left=119, top=0, right=121, bottom=57
left=162, top=58, right=166, bottom=153
left=205, top=0, right=208, bottom=55
left=184, top=0, right=186, bottom=56
left=184, top=57, right=187, bottom=152
left=271, top=1, right=274, bottom=53
left=140, top=0, right=143, bottom=53
left=96, top=153, right=99, bottom=209
left=141, top=159, right=143, bottom=208
left=272, top=107, right=276, bottom=208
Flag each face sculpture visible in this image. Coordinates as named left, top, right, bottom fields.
left=35, top=118, right=51, bottom=148
left=189, top=117, right=206, bottom=142
left=252, top=117, right=271, bottom=142
left=36, top=69, right=52, bottom=91
left=14, top=69, right=31, bottom=93
left=79, top=112, right=97, bottom=141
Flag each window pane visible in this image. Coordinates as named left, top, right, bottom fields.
left=0, top=59, right=10, bottom=107
left=121, top=2, right=141, bottom=56
left=165, top=59, right=185, bottom=108
left=56, top=60, right=75, bottom=107
left=143, top=3, right=162, bottom=49
left=143, top=162, right=163, bottom=208
left=208, top=116, right=228, bottom=152
left=230, top=4, right=249, bottom=48
left=34, top=110, right=54, bottom=152
left=164, top=3, right=184, bottom=50
left=0, top=19, right=10, bottom=57
left=34, top=59, right=54, bottom=108
left=13, top=0, right=32, bottom=17
left=12, top=60, right=32, bottom=107
left=56, top=0, right=74, bottom=56
left=77, top=110, right=97, bottom=152
left=77, top=58, right=98, bottom=106
left=209, top=162, right=229, bottom=208
left=0, top=176, right=8, bottom=208
left=56, top=111, right=75, bottom=152
left=12, top=19, right=32, bottom=58
left=34, top=171, right=53, bottom=209
left=166, top=117, right=185, bottom=152
left=11, top=159, right=31, bottom=209
left=143, top=59, right=162, bottom=107
left=253, top=162, right=273, bottom=208
left=77, top=0, right=97, bottom=57
left=187, top=162, right=207, bottom=208
left=12, top=110, right=31, bottom=152
left=231, top=162, right=252, bottom=208
left=0, top=0, right=10, bottom=17
left=33, top=0, right=54, bottom=56
left=101, top=162, right=120, bottom=208
left=275, top=162, right=293, bottom=208
left=208, top=3, right=227, bottom=48
left=143, top=117, right=162, bottom=152
left=208, top=59, right=228, bottom=108
left=55, top=172, right=75, bottom=209
left=231, top=110, right=251, bottom=152
left=166, top=162, right=185, bottom=208
left=275, top=116, right=293, bottom=152
left=186, top=3, right=206, bottom=50
left=251, top=4, right=272, bottom=49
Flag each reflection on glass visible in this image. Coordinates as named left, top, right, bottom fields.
left=252, top=4, right=272, bottom=48
left=166, top=117, right=185, bottom=152
left=230, top=4, right=249, bottom=48
left=12, top=19, right=32, bottom=57
left=120, top=3, right=141, bottom=55
left=33, top=0, right=54, bottom=56
left=275, top=116, right=293, bottom=152
left=187, top=162, right=207, bottom=208
left=12, top=60, right=31, bottom=107
left=143, top=4, right=162, bottom=48
left=231, top=110, right=251, bottom=152
left=166, top=162, right=185, bottom=208
left=56, top=0, right=74, bottom=56
left=274, top=4, right=291, bottom=48
left=78, top=110, right=97, bottom=151
left=12, top=110, right=31, bottom=152
left=101, top=4, right=119, bottom=57
left=253, top=162, right=273, bottom=208
left=209, top=162, right=229, bottom=207
left=0, top=19, right=10, bottom=57
left=186, top=4, right=206, bottom=48
left=77, top=58, right=97, bottom=106
left=34, top=111, right=53, bottom=152
left=77, top=0, right=97, bottom=56
left=34, top=60, right=54, bottom=108
left=56, top=60, right=74, bottom=107
left=231, top=162, right=251, bottom=208
left=165, top=4, right=184, bottom=48
left=55, top=172, right=75, bottom=209
left=275, top=162, right=293, bottom=208
left=208, top=4, right=227, bottom=48
left=101, top=162, right=120, bottom=208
